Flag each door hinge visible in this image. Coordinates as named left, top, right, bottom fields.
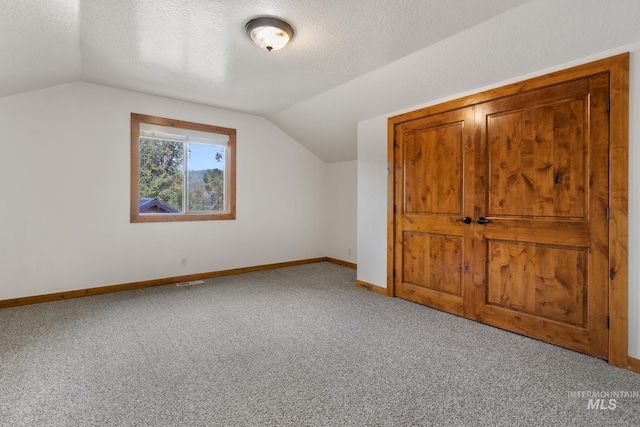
left=393, top=204, right=397, bottom=214
left=607, top=315, right=610, bottom=329
left=607, top=98, right=611, bottom=112
left=606, top=205, right=611, bottom=221
left=392, top=268, right=396, bottom=277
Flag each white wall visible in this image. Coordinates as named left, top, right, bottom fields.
left=357, top=13, right=640, bottom=356
left=356, top=120, right=387, bottom=286
left=326, top=161, right=357, bottom=264
left=0, top=82, right=328, bottom=300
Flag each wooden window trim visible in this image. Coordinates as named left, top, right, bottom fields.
left=387, top=53, right=629, bottom=369
left=130, top=113, right=236, bottom=223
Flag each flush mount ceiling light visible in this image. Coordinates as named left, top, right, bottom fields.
left=245, top=17, right=294, bottom=52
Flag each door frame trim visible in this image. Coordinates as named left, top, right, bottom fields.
left=387, top=53, right=629, bottom=369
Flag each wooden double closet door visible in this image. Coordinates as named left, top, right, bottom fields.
left=391, top=72, right=611, bottom=358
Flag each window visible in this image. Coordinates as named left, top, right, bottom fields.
left=131, top=113, right=236, bottom=222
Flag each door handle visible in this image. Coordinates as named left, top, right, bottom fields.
left=476, top=217, right=492, bottom=224
left=456, top=217, right=472, bottom=224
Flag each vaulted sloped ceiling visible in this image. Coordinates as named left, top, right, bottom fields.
left=2, top=1, right=640, bottom=162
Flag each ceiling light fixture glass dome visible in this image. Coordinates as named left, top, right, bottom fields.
left=245, top=17, right=294, bottom=52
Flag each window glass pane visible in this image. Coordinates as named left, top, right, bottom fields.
left=139, top=138, right=184, bottom=213
left=132, top=113, right=236, bottom=222
left=187, top=143, right=226, bottom=212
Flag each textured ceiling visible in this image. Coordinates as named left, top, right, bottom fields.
left=0, top=0, right=81, bottom=97
left=4, top=1, right=640, bottom=163
left=77, top=0, right=531, bottom=116
left=0, top=0, right=530, bottom=162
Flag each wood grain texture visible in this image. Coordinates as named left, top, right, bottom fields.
left=387, top=116, right=397, bottom=297
left=607, top=54, right=629, bottom=369
left=389, top=54, right=628, bottom=126
left=403, top=232, right=463, bottom=296
left=480, top=74, right=607, bottom=358
left=0, top=258, right=328, bottom=309
left=404, top=123, right=462, bottom=214
left=486, top=241, right=587, bottom=326
left=355, top=280, right=389, bottom=296
left=388, top=53, right=629, bottom=367
left=477, top=73, right=610, bottom=359
left=325, top=257, right=357, bottom=269
left=393, top=107, right=475, bottom=317
left=487, top=99, right=587, bottom=218
left=481, top=305, right=595, bottom=356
